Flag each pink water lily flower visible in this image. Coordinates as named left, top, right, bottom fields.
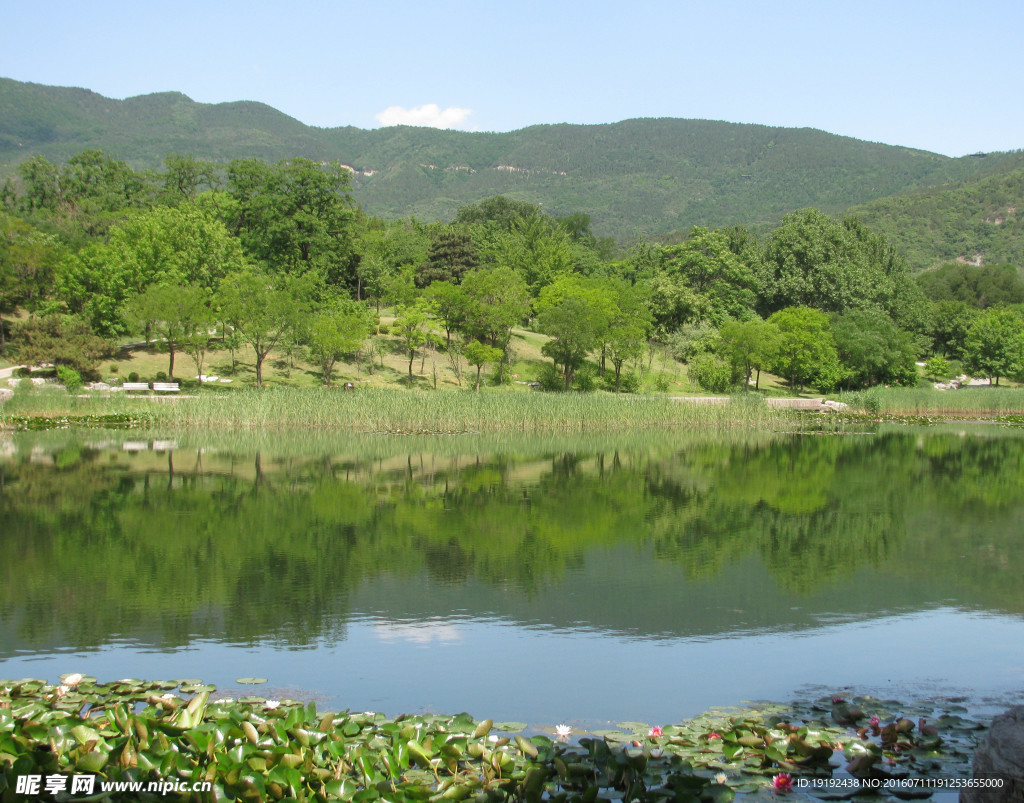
left=773, top=773, right=794, bottom=793
left=648, top=726, right=663, bottom=738
left=708, top=732, right=721, bottom=740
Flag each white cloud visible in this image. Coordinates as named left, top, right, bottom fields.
left=375, top=104, right=472, bottom=129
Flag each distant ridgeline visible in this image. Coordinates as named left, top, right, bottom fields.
left=2, top=76, right=1023, bottom=252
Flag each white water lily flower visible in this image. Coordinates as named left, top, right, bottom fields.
left=62, top=673, right=84, bottom=687
left=555, top=724, right=572, bottom=738
left=265, top=699, right=281, bottom=710
left=715, top=773, right=728, bottom=785
left=214, top=698, right=234, bottom=704
left=55, top=685, right=69, bottom=697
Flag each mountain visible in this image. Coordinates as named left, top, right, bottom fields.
left=846, top=158, right=1024, bottom=271
left=1, top=77, right=1021, bottom=243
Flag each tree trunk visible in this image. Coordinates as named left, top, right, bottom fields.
left=168, top=344, right=175, bottom=380
left=475, top=365, right=482, bottom=392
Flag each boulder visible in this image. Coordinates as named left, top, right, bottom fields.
left=962, top=706, right=1024, bottom=803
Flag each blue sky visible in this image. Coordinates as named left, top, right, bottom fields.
left=3, top=0, right=1022, bottom=157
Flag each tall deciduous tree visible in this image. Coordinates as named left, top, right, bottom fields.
left=964, top=307, right=1024, bottom=385
left=767, top=306, right=841, bottom=393
left=306, top=300, right=374, bottom=386
left=227, top=158, right=356, bottom=288
left=126, top=284, right=211, bottom=380
left=460, top=267, right=530, bottom=382
left=219, top=269, right=309, bottom=388
left=660, top=227, right=758, bottom=323
left=719, top=318, right=780, bottom=390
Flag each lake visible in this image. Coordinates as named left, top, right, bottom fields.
left=1, top=425, right=1022, bottom=732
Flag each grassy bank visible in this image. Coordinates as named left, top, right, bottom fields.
left=0, top=386, right=795, bottom=433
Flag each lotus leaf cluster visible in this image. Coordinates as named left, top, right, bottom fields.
left=0, top=679, right=987, bottom=801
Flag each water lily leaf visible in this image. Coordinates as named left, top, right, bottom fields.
left=235, top=678, right=268, bottom=685
left=494, top=721, right=527, bottom=732
left=473, top=718, right=493, bottom=738
left=616, top=721, right=651, bottom=732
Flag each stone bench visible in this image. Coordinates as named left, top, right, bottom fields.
left=152, top=382, right=180, bottom=392
left=122, top=382, right=150, bottom=391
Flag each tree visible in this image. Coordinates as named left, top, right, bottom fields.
left=126, top=284, right=211, bottom=380
left=219, top=269, right=308, bottom=387
left=460, top=267, right=530, bottom=382
left=759, top=210, right=905, bottom=317
left=767, top=307, right=841, bottom=393
left=1, top=213, right=59, bottom=355
left=424, top=281, right=469, bottom=347
left=930, top=300, right=979, bottom=360
left=603, top=280, right=652, bottom=392
left=13, top=315, right=107, bottom=377
left=392, top=304, right=430, bottom=380
left=964, top=307, right=1024, bottom=385
left=660, top=227, right=758, bottom=323
left=538, top=296, right=606, bottom=390
left=106, top=203, right=247, bottom=293
left=415, top=229, right=478, bottom=287
left=226, top=158, right=356, bottom=288
left=306, top=300, right=374, bottom=386
left=719, top=318, right=780, bottom=390
left=463, top=340, right=503, bottom=392
left=830, top=308, right=918, bottom=389
left=160, top=153, right=220, bottom=203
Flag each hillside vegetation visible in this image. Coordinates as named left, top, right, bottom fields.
left=2, top=77, right=1020, bottom=242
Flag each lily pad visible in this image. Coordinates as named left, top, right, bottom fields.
left=235, top=677, right=268, bottom=685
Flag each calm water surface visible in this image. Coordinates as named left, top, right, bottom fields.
left=1, top=426, right=1022, bottom=729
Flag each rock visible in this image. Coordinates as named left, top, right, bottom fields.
left=0, top=387, right=12, bottom=403
left=822, top=400, right=850, bottom=412
left=962, top=706, right=1024, bottom=803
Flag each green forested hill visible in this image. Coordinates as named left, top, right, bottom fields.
left=847, top=158, right=1024, bottom=271
left=4, top=77, right=1021, bottom=241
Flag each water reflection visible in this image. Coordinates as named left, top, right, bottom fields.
left=1, top=427, right=1023, bottom=722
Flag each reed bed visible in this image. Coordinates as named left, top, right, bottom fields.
left=840, top=385, right=1024, bottom=417
left=2, top=386, right=795, bottom=433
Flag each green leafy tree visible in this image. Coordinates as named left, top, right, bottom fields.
left=660, top=227, right=758, bottom=323
left=719, top=318, right=780, bottom=390
left=930, top=300, right=980, bottom=360
left=1, top=213, right=59, bottom=355
left=830, top=308, right=918, bottom=389
left=538, top=295, right=607, bottom=390
left=226, top=158, right=356, bottom=288
left=964, top=307, right=1024, bottom=385
left=306, top=300, right=374, bottom=386
left=424, top=281, right=470, bottom=347
left=393, top=304, right=430, bottom=380
left=126, top=283, right=211, bottom=380
left=106, top=203, right=247, bottom=293
left=767, top=306, right=841, bottom=393
left=160, top=153, right=220, bottom=203
left=463, top=340, right=503, bottom=392
left=219, top=269, right=309, bottom=387
left=460, top=267, right=530, bottom=382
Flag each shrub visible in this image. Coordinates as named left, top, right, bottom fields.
left=109, top=364, right=119, bottom=374
left=56, top=364, right=83, bottom=393
left=574, top=365, right=598, bottom=392
left=377, top=325, right=390, bottom=335
left=537, top=364, right=564, bottom=391
left=689, top=355, right=735, bottom=394
left=654, top=372, right=672, bottom=393
left=128, top=372, right=140, bottom=383
left=155, top=371, right=168, bottom=383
